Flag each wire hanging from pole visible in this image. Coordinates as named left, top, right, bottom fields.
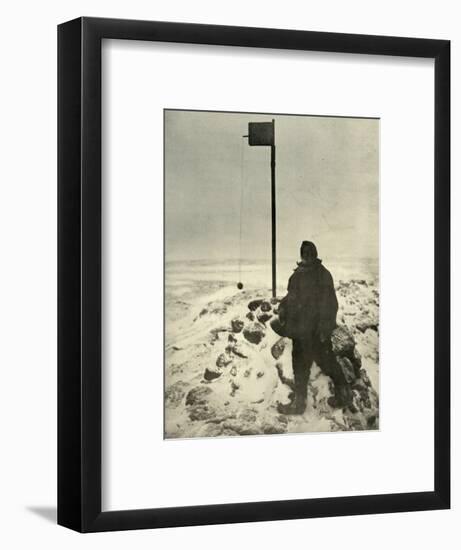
left=237, top=136, right=245, bottom=290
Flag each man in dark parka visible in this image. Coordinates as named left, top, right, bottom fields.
left=276, top=241, right=348, bottom=415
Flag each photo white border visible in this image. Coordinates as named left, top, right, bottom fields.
left=101, top=39, right=434, bottom=511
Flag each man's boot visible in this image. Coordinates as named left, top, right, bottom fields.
left=328, top=384, right=357, bottom=413
left=277, top=389, right=307, bottom=415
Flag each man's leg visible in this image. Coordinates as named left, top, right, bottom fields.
left=314, top=339, right=356, bottom=411
left=292, top=338, right=311, bottom=408
left=278, top=338, right=312, bottom=414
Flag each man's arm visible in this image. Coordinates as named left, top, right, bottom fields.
left=279, top=273, right=297, bottom=325
left=317, top=269, right=338, bottom=340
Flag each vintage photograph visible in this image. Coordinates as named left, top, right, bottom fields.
left=164, top=109, right=379, bottom=439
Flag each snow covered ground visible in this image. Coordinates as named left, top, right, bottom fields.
left=164, top=258, right=379, bottom=439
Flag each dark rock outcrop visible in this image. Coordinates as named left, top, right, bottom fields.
left=228, top=342, right=250, bottom=358
left=275, top=362, right=295, bottom=391
left=248, top=299, right=264, bottom=311
left=204, top=366, right=222, bottom=381
left=231, top=318, right=245, bottom=333
left=185, top=385, right=212, bottom=406
left=331, top=325, right=355, bottom=356
left=354, top=312, right=379, bottom=333
left=216, top=353, right=232, bottom=369
left=222, top=409, right=260, bottom=435
left=257, top=311, right=272, bottom=324
left=189, top=403, right=217, bottom=421
left=271, top=337, right=286, bottom=360
left=260, top=300, right=272, bottom=312
left=164, top=381, right=187, bottom=407
left=352, top=347, right=362, bottom=376
left=261, top=415, right=288, bottom=434
left=336, top=356, right=356, bottom=384
left=243, top=322, right=266, bottom=345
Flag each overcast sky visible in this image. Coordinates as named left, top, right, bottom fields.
left=165, top=110, right=379, bottom=263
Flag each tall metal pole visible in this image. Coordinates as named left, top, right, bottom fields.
left=270, top=119, right=276, bottom=298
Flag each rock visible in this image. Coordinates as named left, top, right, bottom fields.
left=228, top=341, right=250, bottom=358
left=185, top=385, right=212, bottom=406
left=248, top=299, right=264, bottom=311
left=244, top=368, right=252, bottom=377
left=235, top=342, right=251, bottom=358
left=366, top=414, right=379, bottom=429
left=337, top=356, right=356, bottom=384
left=164, top=381, right=187, bottom=407
left=355, top=313, right=379, bottom=333
left=348, top=416, right=367, bottom=430
left=228, top=333, right=237, bottom=343
left=230, top=366, right=237, bottom=376
left=230, top=380, right=239, bottom=396
left=278, top=414, right=289, bottom=426
left=221, top=428, right=240, bottom=437
left=275, top=362, right=295, bottom=391
left=352, top=378, right=368, bottom=392
left=246, top=311, right=255, bottom=321
left=185, top=387, right=218, bottom=422
left=231, top=318, right=245, bottom=333
left=359, top=368, right=372, bottom=387
left=260, top=300, right=272, bottom=312
left=262, top=423, right=286, bottom=435
left=204, top=366, right=222, bottom=381
left=352, top=347, right=362, bottom=377
left=243, top=322, right=266, bottom=345
left=216, top=353, right=232, bottom=368
left=223, top=420, right=260, bottom=436
left=257, top=311, right=273, bottom=324
left=189, top=404, right=216, bottom=421
left=239, top=409, right=257, bottom=423
left=271, top=337, right=286, bottom=360
left=199, top=308, right=208, bottom=317
left=196, top=423, right=226, bottom=437
left=223, top=409, right=259, bottom=435
left=331, top=325, right=355, bottom=356
left=256, top=371, right=265, bottom=378
left=262, top=417, right=288, bottom=434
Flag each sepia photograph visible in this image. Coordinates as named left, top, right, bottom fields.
left=164, top=109, right=379, bottom=439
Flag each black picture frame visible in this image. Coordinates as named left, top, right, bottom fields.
left=58, top=17, right=450, bottom=532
